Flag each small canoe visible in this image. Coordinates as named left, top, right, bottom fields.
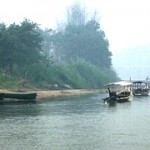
left=4, top=92, right=37, bottom=100
left=0, top=93, right=4, bottom=100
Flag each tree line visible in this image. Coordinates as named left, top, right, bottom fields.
left=0, top=2, right=119, bottom=89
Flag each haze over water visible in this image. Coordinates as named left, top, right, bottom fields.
left=0, top=94, right=150, bottom=150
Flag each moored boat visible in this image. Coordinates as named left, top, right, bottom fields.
left=0, top=93, right=4, bottom=100
left=132, top=81, right=149, bottom=96
left=0, top=92, right=37, bottom=101
left=103, top=81, right=132, bottom=103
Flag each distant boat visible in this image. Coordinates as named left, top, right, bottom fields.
left=0, top=92, right=37, bottom=102
left=103, top=81, right=132, bottom=103
left=132, top=81, right=149, bottom=96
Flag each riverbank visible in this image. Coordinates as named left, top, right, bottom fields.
left=0, top=89, right=107, bottom=100
left=36, top=89, right=106, bottom=99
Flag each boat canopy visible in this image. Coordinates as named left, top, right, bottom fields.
left=132, top=80, right=149, bottom=84
left=105, top=81, right=132, bottom=87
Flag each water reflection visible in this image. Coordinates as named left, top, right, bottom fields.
left=0, top=101, right=40, bottom=117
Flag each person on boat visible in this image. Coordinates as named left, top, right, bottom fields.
left=108, top=88, right=116, bottom=97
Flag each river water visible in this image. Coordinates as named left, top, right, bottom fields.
left=0, top=94, right=150, bottom=150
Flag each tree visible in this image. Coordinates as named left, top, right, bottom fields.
left=0, top=23, right=8, bottom=69
left=0, top=19, right=44, bottom=73
left=52, top=2, right=112, bottom=69
left=40, top=28, right=54, bottom=65
left=18, top=19, right=43, bottom=66
left=66, top=2, right=87, bottom=26
left=53, top=20, right=112, bottom=69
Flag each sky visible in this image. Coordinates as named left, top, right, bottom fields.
left=0, top=0, right=150, bottom=80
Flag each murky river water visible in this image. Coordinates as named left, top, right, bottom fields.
left=0, top=94, right=150, bottom=150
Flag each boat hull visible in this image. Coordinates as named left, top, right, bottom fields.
left=0, top=93, right=4, bottom=100
left=133, top=89, right=149, bottom=96
left=103, top=89, right=132, bottom=103
left=116, top=96, right=131, bottom=102
left=2, top=92, right=37, bottom=100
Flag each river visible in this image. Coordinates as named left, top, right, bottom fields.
left=0, top=94, right=150, bottom=150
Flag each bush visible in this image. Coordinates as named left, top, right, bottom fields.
left=70, top=60, right=110, bottom=88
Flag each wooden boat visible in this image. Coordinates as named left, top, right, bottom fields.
left=103, top=81, right=132, bottom=103
left=0, top=92, right=37, bottom=101
left=132, top=81, right=149, bottom=96
left=0, top=93, right=4, bottom=100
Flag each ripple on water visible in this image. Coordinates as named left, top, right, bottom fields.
left=0, top=94, right=150, bottom=150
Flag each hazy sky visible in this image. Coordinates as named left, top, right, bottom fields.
left=0, top=0, right=150, bottom=79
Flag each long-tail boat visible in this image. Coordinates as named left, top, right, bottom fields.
left=103, top=81, right=132, bottom=103
left=132, top=81, right=149, bottom=96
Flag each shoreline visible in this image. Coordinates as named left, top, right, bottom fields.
left=0, top=89, right=107, bottom=100
left=36, top=89, right=106, bottom=99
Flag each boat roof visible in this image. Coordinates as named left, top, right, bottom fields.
left=132, top=80, right=149, bottom=84
left=105, top=81, right=132, bottom=87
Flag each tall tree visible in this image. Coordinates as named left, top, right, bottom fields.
left=40, top=28, right=54, bottom=65
left=0, top=19, right=44, bottom=73
left=52, top=2, right=112, bottom=69
left=0, top=23, right=7, bottom=69
left=56, top=20, right=111, bottom=69
left=18, top=19, right=43, bottom=66
left=66, top=2, right=87, bottom=26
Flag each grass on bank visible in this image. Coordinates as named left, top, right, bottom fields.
left=0, top=60, right=119, bottom=90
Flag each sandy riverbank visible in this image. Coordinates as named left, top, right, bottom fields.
left=36, top=89, right=106, bottom=99
left=0, top=89, right=107, bottom=99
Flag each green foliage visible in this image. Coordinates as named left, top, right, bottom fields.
left=70, top=59, right=118, bottom=88
left=22, top=64, right=49, bottom=83
left=67, top=2, right=86, bottom=26
left=0, top=70, right=22, bottom=89
left=0, top=70, right=5, bottom=82
left=53, top=19, right=111, bottom=69
left=20, top=64, right=85, bottom=88
left=0, top=19, right=46, bottom=74
left=52, top=65, right=85, bottom=88
left=0, top=3, right=119, bottom=90
left=0, top=60, right=119, bottom=89
left=52, top=2, right=112, bottom=69
left=15, top=60, right=119, bottom=89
